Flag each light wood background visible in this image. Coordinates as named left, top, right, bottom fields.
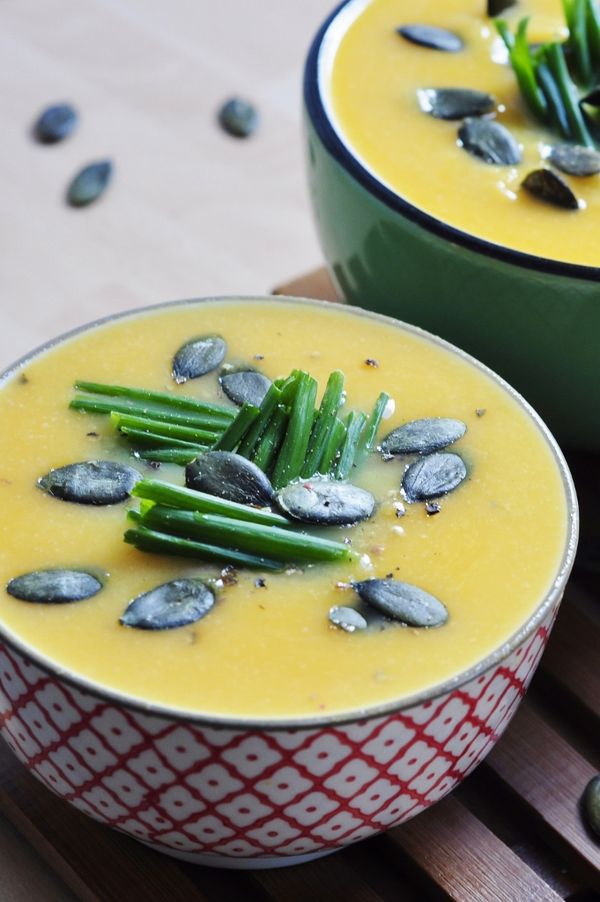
left=0, top=0, right=329, bottom=371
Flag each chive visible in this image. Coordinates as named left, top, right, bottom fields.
left=354, top=392, right=390, bottom=468
left=336, top=411, right=367, bottom=480
left=565, top=0, right=593, bottom=83
left=133, top=479, right=290, bottom=526
left=319, top=417, right=347, bottom=476
left=536, top=61, right=571, bottom=137
left=119, top=427, right=207, bottom=450
left=110, top=412, right=219, bottom=445
left=271, top=374, right=318, bottom=489
left=75, top=380, right=234, bottom=420
left=71, top=396, right=230, bottom=431
left=124, top=526, right=282, bottom=570
left=586, top=0, right=600, bottom=64
left=134, top=448, right=199, bottom=465
left=252, top=405, right=289, bottom=473
left=547, top=41, right=595, bottom=145
left=213, top=402, right=260, bottom=452
left=497, top=18, right=548, bottom=121
left=237, top=384, right=283, bottom=458
left=301, top=370, right=345, bottom=478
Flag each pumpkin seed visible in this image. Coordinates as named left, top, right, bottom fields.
left=522, top=168, right=579, bottom=209
left=487, top=0, right=516, bottom=16
left=329, top=605, right=368, bottom=633
left=354, top=579, right=448, bottom=627
left=458, top=118, right=522, bottom=165
left=582, top=775, right=600, bottom=837
left=381, top=418, right=466, bottom=455
left=218, top=98, right=259, bottom=138
left=397, top=24, right=464, bottom=52
left=417, top=88, right=495, bottom=120
left=67, top=160, right=112, bottom=207
left=402, top=452, right=467, bottom=501
left=548, top=144, right=600, bottom=177
left=276, top=478, right=375, bottom=526
left=172, top=334, right=227, bottom=383
left=120, top=578, right=215, bottom=630
left=38, top=460, right=141, bottom=504
left=220, top=370, right=272, bottom=407
left=7, top=569, right=102, bottom=603
left=186, top=450, right=274, bottom=506
left=33, top=103, right=78, bottom=143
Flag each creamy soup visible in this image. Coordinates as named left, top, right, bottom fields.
left=0, top=299, right=569, bottom=719
left=328, top=0, right=600, bottom=266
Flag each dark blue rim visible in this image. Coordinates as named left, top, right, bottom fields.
left=303, top=0, right=600, bottom=283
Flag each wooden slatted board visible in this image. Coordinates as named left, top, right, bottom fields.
left=0, top=268, right=598, bottom=902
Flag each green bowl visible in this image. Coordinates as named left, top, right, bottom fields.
left=303, top=0, right=600, bottom=450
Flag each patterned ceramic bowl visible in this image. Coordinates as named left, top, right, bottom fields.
left=0, top=299, right=578, bottom=869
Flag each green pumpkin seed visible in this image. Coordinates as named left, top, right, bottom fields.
left=522, top=168, right=579, bottom=209
left=33, top=103, right=78, bottom=143
left=67, top=161, right=112, bottom=207
left=121, top=578, right=215, bottom=630
left=582, top=775, right=600, bottom=837
left=220, top=370, right=272, bottom=407
left=397, top=25, right=464, bottom=52
left=329, top=605, right=368, bottom=633
left=7, top=569, right=103, bottom=603
left=487, top=0, right=516, bottom=16
left=38, top=460, right=141, bottom=504
left=276, top=478, right=375, bottom=526
left=381, top=418, right=466, bottom=455
left=548, top=144, right=600, bottom=177
left=402, top=452, right=467, bottom=502
left=218, top=98, right=259, bottom=138
left=458, top=118, right=522, bottom=165
left=172, top=334, right=227, bottom=383
left=354, top=579, right=448, bottom=627
left=186, top=450, right=274, bottom=506
left=417, top=88, right=495, bottom=120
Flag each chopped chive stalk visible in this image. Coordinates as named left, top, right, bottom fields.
left=124, top=526, right=282, bottom=570
left=271, top=373, right=318, bottom=489
left=110, top=412, right=219, bottom=445
left=71, top=396, right=230, bottom=431
left=319, top=417, right=347, bottom=476
left=565, top=0, right=593, bottom=83
left=586, top=0, right=600, bottom=63
left=75, top=380, right=235, bottom=419
left=336, top=411, right=367, bottom=481
left=237, top=384, right=282, bottom=458
left=118, top=427, right=207, bottom=450
left=497, top=18, right=548, bottom=121
left=213, top=402, right=260, bottom=451
left=251, top=405, right=289, bottom=473
left=536, top=61, right=571, bottom=136
left=132, top=479, right=290, bottom=526
left=547, top=41, right=595, bottom=145
left=354, top=392, right=391, bottom=468
left=134, top=448, right=199, bottom=465
left=301, top=370, right=345, bottom=478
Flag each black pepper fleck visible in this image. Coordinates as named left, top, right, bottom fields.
left=221, top=566, right=238, bottom=586
left=364, top=358, right=379, bottom=368
left=255, top=578, right=267, bottom=588
left=86, top=431, right=99, bottom=437
left=425, top=501, right=441, bottom=515
left=254, top=354, right=265, bottom=360
left=18, top=373, right=29, bottom=385
left=476, top=408, right=486, bottom=417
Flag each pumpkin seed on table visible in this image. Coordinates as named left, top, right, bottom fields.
left=522, top=168, right=579, bottom=210
left=381, top=418, right=466, bottom=455
left=38, top=460, right=141, bottom=504
left=417, top=88, right=495, bottom=120
left=397, top=25, right=464, bottom=53
left=33, top=103, right=78, bottom=143
left=120, top=578, right=215, bottom=630
left=329, top=605, right=368, bottom=633
left=402, top=452, right=467, bottom=502
left=172, top=335, right=227, bottom=384
left=218, top=98, right=259, bottom=138
left=548, top=144, right=600, bottom=177
left=220, top=370, right=272, bottom=407
left=458, top=118, right=522, bottom=165
left=276, top=478, right=375, bottom=526
left=186, top=450, right=274, bottom=506
left=7, top=569, right=103, bottom=604
left=582, top=775, right=600, bottom=837
left=354, top=579, right=448, bottom=628
left=67, top=161, right=113, bottom=207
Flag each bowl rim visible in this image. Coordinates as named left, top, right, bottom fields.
left=0, top=296, right=579, bottom=731
left=304, top=0, right=600, bottom=284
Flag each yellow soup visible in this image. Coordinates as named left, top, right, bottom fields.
left=0, top=299, right=569, bottom=719
left=329, top=0, right=600, bottom=266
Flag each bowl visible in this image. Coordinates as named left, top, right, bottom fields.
left=0, top=297, right=578, bottom=869
left=304, top=0, right=600, bottom=450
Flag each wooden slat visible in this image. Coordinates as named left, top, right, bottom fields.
left=386, top=795, right=561, bottom=902
left=250, top=853, right=386, bottom=902
left=486, top=702, right=600, bottom=888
